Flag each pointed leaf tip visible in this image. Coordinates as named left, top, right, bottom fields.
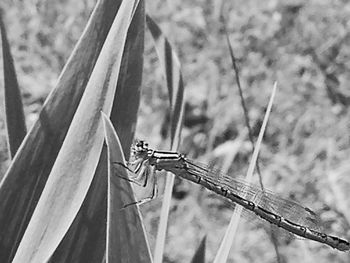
left=102, top=113, right=152, bottom=263
left=0, top=10, right=26, bottom=158
left=191, top=235, right=206, bottom=263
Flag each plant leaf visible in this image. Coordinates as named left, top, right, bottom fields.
left=213, top=83, right=278, bottom=263
left=11, top=1, right=137, bottom=262
left=0, top=0, right=129, bottom=261
left=49, top=1, right=145, bottom=262
left=111, top=0, right=145, bottom=156
left=0, top=9, right=26, bottom=159
left=146, top=15, right=185, bottom=263
left=49, top=148, right=109, bottom=263
left=102, top=112, right=152, bottom=263
left=190, top=236, right=206, bottom=263
left=146, top=15, right=184, bottom=146
left=224, top=24, right=282, bottom=260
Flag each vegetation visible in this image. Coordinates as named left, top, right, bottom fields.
left=0, top=0, right=349, bottom=262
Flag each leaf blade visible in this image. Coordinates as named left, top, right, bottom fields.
left=213, top=83, right=278, bottom=263
left=146, top=15, right=185, bottom=263
left=49, top=2, right=145, bottom=261
left=0, top=9, right=26, bottom=159
left=0, top=0, right=127, bottom=261
left=190, top=236, right=206, bottom=263
left=11, top=1, right=136, bottom=262
left=102, top=112, right=152, bottom=263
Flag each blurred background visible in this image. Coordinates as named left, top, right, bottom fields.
left=1, top=0, right=350, bottom=262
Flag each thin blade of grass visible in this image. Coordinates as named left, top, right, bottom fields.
left=214, top=82, right=277, bottom=263
left=224, top=25, right=282, bottom=262
left=146, top=15, right=185, bottom=263
left=190, top=235, right=206, bottom=263
left=223, top=25, right=265, bottom=188
left=48, top=1, right=144, bottom=262
left=0, top=9, right=26, bottom=158
left=102, top=112, right=152, bottom=263
left=326, top=139, right=350, bottom=227
left=213, top=0, right=224, bottom=20
left=0, top=0, right=127, bottom=261
left=11, top=1, right=136, bottom=262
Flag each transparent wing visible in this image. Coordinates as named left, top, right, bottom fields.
left=186, top=159, right=323, bottom=232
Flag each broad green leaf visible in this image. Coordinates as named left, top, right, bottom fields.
left=0, top=0, right=128, bottom=261
left=0, top=10, right=26, bottom=159
left=11, top=1, right=137, bottom=262
left=190, top=236, right=206, bottom=263
left=146, top=15, right=185, bottom=263
left=49, top=1, right=145, bottom=261
left=102, top=112, right=152, bottom=263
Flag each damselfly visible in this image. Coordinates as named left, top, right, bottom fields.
left=121, top=140, right=350, bottom=251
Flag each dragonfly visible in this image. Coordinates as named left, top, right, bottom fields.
left=120, top=140, right=350, bottom=251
